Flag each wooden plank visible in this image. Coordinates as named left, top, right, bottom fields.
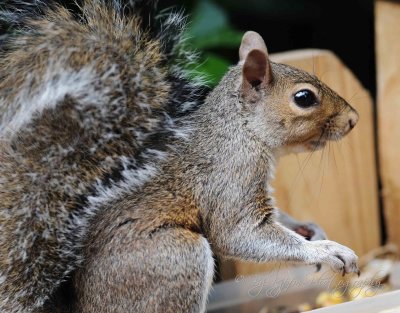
left=376, top=0, right=400, bottom=246
left=221, top=49, right=380, bottom=279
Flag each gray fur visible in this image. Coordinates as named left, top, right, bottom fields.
left=0, top=3, right=359, bottom=312
left=73, top=46, right=359, bottom=312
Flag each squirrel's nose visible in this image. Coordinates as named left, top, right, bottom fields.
left=348, top=109, right=359, bottom=130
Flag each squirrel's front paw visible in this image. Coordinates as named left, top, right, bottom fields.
left=308, top=240, right=359, bottom=276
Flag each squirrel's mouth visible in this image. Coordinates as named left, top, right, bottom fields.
left=306, top=129, right=347, bottom=151
left=304, top=130, right=328, bottom=151
left=307, top=124, right=348, bottom=149
left=307, top=139, right=326, bottom=150
left=302, top=118, right=353, bottom=151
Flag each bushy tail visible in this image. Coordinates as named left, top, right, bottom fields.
left=0, top=1, right=207, bottom=312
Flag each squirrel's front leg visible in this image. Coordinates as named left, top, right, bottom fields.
left=205, top=198, right=359, bottom=275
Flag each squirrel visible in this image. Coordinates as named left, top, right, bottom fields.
left=0, top=1, right=359, bottom=312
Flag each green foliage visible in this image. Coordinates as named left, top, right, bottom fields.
left=183, top=0, right=243, bottom=86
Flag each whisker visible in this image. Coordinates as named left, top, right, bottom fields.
left=346, top=90, right=362, bottom=103
left=331, top=141, right=339, bottom=173
left=289, top=129, right=325, bottom=195
left=315, top=143, right=327, bottom=210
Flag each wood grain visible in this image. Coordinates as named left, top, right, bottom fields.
left=221, top=49, right=380, bottom=279
left=376, top=0, right=400, bottom=246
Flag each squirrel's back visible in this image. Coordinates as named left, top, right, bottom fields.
left=0, top=1, right=203, bottom=312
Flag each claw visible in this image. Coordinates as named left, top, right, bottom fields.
left=342, top=267, right=346, bottom=277
left=315, top=263, right=322, bottom=272
left=357, top=269, right=361, bottom=277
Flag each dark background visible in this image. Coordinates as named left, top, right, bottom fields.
left=0, top=0, right=376, bottom=95
left=160, top=0, right=376, bottom=95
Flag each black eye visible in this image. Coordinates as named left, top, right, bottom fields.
left=293, top=89, right=318, bottom=108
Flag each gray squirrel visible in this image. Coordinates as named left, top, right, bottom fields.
left=0, top=1, right=359, bottom=312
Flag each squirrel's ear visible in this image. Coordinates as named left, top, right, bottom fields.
left=239, top=31, right=272, bottom=90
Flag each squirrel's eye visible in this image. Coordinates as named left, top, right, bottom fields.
left=293, top=89, right=318, bottom=108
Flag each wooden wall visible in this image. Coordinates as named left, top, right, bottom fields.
left=376, top=0, right=400, bottom=246
left=220, top=49, right=380, bottom=279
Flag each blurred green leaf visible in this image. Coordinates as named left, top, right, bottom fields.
left=186, top=0, right=243, bottom=49
left=183, top=0, right=242, bottom=85
left=188, top=0, right=227, bottom=38
left=191, top=26, right=243, bottom=50
left=187, top=52, right=230, bottom=86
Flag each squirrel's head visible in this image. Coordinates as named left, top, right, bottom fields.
left=238, top=31, right=358, bottom=153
